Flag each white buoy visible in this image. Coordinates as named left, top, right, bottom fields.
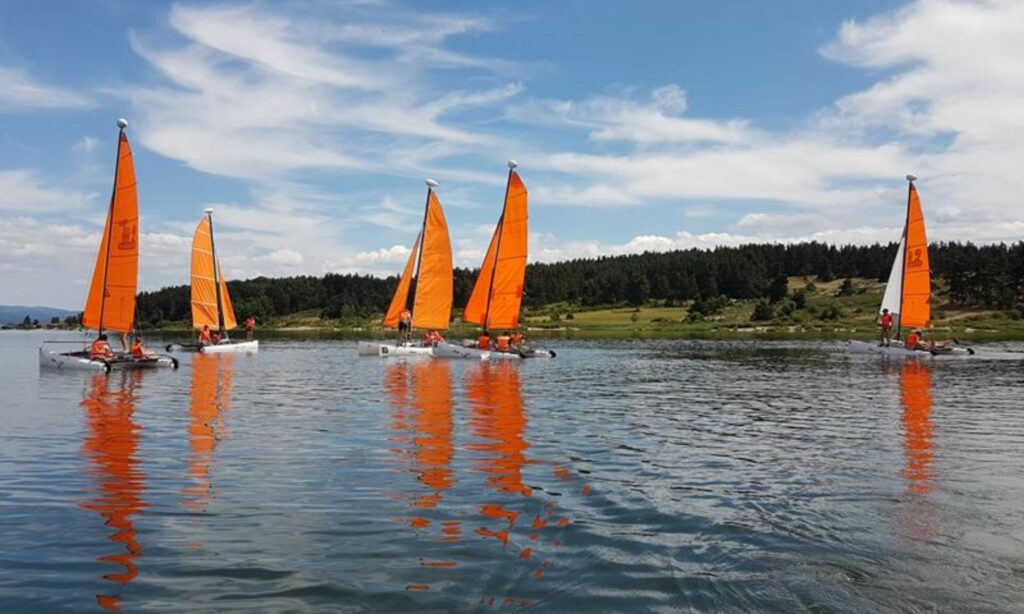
left=117, top=118, right=129, bottom=129
left=906, top=174, right=917, bottom=182
left=425, top=178, right=439, bottom=188
left=507, top=159, right=518, bottom=169
left=204, top=207, right=214, bottom=214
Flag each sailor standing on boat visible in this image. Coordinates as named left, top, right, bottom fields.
left=398, top=308, right=412, bottom=343
left=879, top=308, right=894, bottom=347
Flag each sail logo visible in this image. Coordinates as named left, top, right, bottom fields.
left=117, top=221, right=137, bottom=250
left=908, top=248, right=924, bottom=268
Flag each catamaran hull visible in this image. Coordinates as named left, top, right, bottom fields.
left=847, top=340, right=973, bottom=357
left=39, top=347, right=179, bottom=372
left=357, top=341, right=434, bottom=357
left=432, top=342, right=556, bottom=360
left=199, top=340, right=259, bottom=354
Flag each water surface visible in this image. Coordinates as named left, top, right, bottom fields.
left=2, top=331, right=1023, bottom=612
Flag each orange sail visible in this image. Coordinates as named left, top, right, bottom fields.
left=82, top=129, right=139, bottom=333
left=383, top=234, right=420, bottom=329
left=411, top=191, right=453, bottom=330
left=464, top=169, right=528, bottom=330
left=191, top=213, right=237, bottom=330
left=900, top=183, right=931, bottom=329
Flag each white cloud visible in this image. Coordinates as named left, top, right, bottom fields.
left=0, top=170, right=96, bottom=212
left=0, top=66, right=92, bottom=110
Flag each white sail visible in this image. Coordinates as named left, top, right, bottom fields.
left=878, top=234, right=905, bottom=327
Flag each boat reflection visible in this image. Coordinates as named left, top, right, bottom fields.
left=184, top=354, right=234, bottom=516
left=899, top=360, right=937, bottom=540
left=79, top=371, right=148, bottom=611
left=386, top=361, right=458, bottom=540
left=466, top=361, right=531, bottom=498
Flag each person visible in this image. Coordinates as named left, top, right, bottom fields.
left=905, top=329, right=922, bottom=350
left=510, top=329, right=525, bottom=349
left=478, top=329, right=491, bottom=350
left=245, top=316, right=256, bottom=341
left=131, top=336, right=154, bottom=359
left=495, top=331, right=512, bottom=352
left=211, top=330, right=222, bottom=345
left=879, top=308, right=894, bottom=347
left=422, top=329, right=445, bottom=347
left=198, top=324, right=212, bottom=346
left=90, top=333, right=114, bottom=360
left=398, top=309, right=412, bottom=343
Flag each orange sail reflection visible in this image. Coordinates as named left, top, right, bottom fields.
left=465, top=362, right=531, bottom=498
left=900, top=361, right=935, bottom=494
left=184, top=354, right=234, bottom=515
left=79, top=371, right=148, bottom=611
left=385, top=361, right=459, bottom=542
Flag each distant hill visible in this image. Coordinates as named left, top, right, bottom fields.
left=0, top=305, right=77, bottom=325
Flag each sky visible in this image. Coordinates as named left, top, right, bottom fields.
left=1, top=0, right=1023, bottom=309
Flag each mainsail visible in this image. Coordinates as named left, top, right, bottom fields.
left=463, top=163, right=528, bottom=331
left=190, top=210, right=237, bottom=332
left=82, top=123, right=139, bottom=333
left=878, top=177, right=931, bottom=333
left=382, top=181, right=453, bottom=330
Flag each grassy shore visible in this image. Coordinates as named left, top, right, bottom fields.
left=143, top=277, right=1024, bottom=341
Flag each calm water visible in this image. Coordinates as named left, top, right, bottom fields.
left=2, top=331, right=1023, bottom=612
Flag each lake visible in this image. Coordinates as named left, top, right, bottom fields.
left=2, top=331, right=1023, bottom=612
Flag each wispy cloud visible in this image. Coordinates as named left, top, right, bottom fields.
left=0, top=170, right=96, bottom=212
left=0, top=65, right=92, bottom=111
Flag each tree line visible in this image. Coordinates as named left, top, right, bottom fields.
left=135, top=241, right=1024, bottom=325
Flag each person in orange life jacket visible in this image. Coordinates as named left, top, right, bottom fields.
left=510, top=330, right=525, bottom=349
left=478, top=329, right=492, bottom=350
left=198, top=324, right=212, bottom=346
left=245, top=316, right=256, bottom=341
left=131, top=336, right=154, bottom=358
left=90, top=334, right=114, bottom=360
left=422, top=329, right=445, bottom=347
left=905, top=329, right=923, bottom=350
left=495, top=331, right=512, bottom=352
left=398, top=309, right=412, bottom=342
left=879, top=308, right=894, bottom=347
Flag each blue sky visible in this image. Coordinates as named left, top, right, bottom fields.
left=2, top=0, right=1022, bottom=308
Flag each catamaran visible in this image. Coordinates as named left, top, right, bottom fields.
left=167, top=209, right=258, bottom=353
left=40, top=119, right=178, bottom=371
left=432, top=161, right=555, bottom=360
left=849, top=175, right=972, bottom=357
left=358, top=179, right=453, bottom=357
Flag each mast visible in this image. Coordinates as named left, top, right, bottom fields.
left=481, top=160, right=517, bottom=332
left=409, top=178, right=437, bottom=324
left=206, top=208, right=227, bottom=338
left=896, top=174, right=916, bottom=342
left=96, top=118, right=130, bottom=335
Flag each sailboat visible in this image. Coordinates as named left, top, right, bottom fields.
left=169, top=208, right=258, bottom=353
left=432, top=161, right=555, bottom=360
left=849, top=175, right=972, bottom=357
left=358, top=179, right=453, bottom=357
left=40, top=119, right=178, bottom=371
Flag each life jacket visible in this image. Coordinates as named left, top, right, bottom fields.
left=478, top=335, right=491, bottom=350
left=90, top=339, right=110, bottom=359
left=906, top=333, right=920, bottom=348
left=496, top=335, right=511, bottom=351
left=511, top=333, right=524, bottom=347
left=400, top=310, right=412, bottom=324
left=131, top=342, right=146, bottom=358
left=880, top=313, right=893, bottom=327
left=198, top=329, right=211, bottom=344
left=245, top=318, right=255, bottom=330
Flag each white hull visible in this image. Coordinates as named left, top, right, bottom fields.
left=433, top=342, right=556, bottom=360
left=39, top=346, right=179, bottom=372
left=848, top=340, right=974, bottom=357
left=199, top=340, right=259, bottom=354
left=357, top=341, right=434, bottom=357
